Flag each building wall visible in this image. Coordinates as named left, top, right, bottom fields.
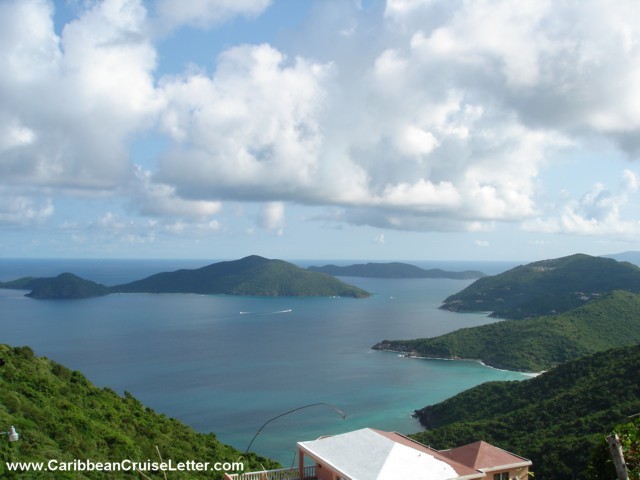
left=487, top=466, right=530, bottom=480
left=314, top=462, right=337, bottom=480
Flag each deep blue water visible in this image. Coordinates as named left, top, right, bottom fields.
left=0, top=258, right=528, bottom=466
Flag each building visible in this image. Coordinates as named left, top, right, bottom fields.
left=226, top=427, right=532, bottom=480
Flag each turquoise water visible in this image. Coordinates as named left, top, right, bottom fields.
left=0, top=259, right=528, bottom=465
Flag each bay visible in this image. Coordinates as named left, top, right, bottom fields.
left=0, top=259, right=528, bottom=465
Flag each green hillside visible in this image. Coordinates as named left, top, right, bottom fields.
left=409, top=344, right=640, bottom=480
left=307, top=262, right=486, bottom=279
left=440, top=253, right=640, bottom=319
left=0, top=344, right=277, bottom=479
left=111, top=255, right=370, bottom=298
left=373, top=290, right=640, bottom=371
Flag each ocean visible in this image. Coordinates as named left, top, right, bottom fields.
left=0, top=258, right=529, bottom=466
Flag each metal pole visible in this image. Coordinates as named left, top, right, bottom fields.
left=244, top=403, right=346, bottom=454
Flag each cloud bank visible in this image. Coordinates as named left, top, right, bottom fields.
left=2, top=0, right=640, bottom=241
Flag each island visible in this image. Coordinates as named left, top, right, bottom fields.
left=307, top=262, right=486, bottom=279
left=0, top=273, right=110, bottom=299
left=1, top=255, right=371, bottom=299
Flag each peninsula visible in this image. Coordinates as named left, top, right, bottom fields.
left=373, top=290, right=640, bottom=371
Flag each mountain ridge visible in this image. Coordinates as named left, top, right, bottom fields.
left=440, top=253, right=640, bottom=319
left=307, top=262, right=486, bottom=279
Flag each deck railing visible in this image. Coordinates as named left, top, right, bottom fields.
left=226, top=465, right=316, bottom=480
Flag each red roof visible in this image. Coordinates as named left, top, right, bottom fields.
left=439, top=441, right=532, bottom=472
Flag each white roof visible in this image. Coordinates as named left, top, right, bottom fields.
left=297, top=428, right=461, bottom=480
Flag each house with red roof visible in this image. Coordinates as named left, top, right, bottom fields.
left=226, top=427, right=532, bottom=480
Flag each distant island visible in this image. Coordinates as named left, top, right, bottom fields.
left=0, top=255, right=370, bottom=299
left=111, top=255, right=370, bottom=297
left=603, top=250, right=640, bottom=266
left=439, top=253, right=640, bottom=319
left=0, top=273, right=110, bottom=299
left=307, top=262, right=486, bottom=279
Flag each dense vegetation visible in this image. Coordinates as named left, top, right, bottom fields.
left=440, top=254, right=640, bottom=319
left=588, top=417, right=640, bottom=479
left=110, top=255, right=370, bottom=298
left=307, top=262, right=485, bottom=279
left=374, top=290, right=640, bottom=371
left=0, top=344, right=278, bottom=479
left=409, top=344, right=640, bottom=480
left=0, top=274, right=110, bottom=299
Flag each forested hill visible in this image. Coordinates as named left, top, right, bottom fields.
left=410, top=344, right=640, bottom=480
left=373, top=290, right=640, bottom=372
left=0, top=344, right=278, bottom=479
left=111, top=255, right=370, bottom=298
left=0, top=273, right=110, bottom=299
left=307, top=262, right=486, bottom=279
left=440, top=253, right=640, bottom=319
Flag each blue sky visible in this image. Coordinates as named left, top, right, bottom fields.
left=2, top=0, right=640, bottom=261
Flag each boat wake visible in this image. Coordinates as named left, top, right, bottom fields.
left=239, top=309, right=292, bottom=315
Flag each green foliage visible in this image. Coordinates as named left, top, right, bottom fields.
left=588, top=417, right=640, bottom=479
left=25, top=273, right=110, bottom=299
left=440, top=254, right=640, bottom=319
left=409, top=344, right=640, bottom=480
left=307, top=262, right=486, bottom=279
left=374, top=290, right=640, bottom=371
left=0, top=344, right=278, bottom=479
left=110, top=255, right=370, bottom=298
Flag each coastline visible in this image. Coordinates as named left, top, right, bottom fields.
left=377, top=348, right=544, bottom=376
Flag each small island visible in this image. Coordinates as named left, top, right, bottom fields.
left=0, top=273, right=110, bottom=299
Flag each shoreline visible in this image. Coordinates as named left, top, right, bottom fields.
left=379, top=348, right=544, bottom=376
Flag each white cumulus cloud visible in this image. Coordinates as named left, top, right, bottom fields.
left=4, top=0, right=640, bottom=243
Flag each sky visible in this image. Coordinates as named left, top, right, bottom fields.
left=2, top=0, right=640, bottom=262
